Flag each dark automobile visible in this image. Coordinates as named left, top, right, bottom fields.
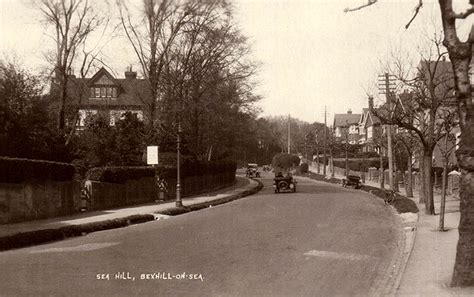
left=342, top=175, right=362, bottom=189
left=246, top=163, right=261, bottom=178
left=273, top=172, right=297, bottom=193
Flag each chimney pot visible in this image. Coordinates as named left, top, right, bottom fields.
left=368, top=96, right=374, bottom=110
left=125, top=71, right=137, bottom=79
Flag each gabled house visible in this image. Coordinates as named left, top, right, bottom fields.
left=53, top=67, right=150, bottom=130
left=333, top=109, right=361, bottom=144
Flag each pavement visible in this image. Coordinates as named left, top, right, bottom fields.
left=309, top=164, right=474, bottom=296
left=0, top=176, right=262, bottom=251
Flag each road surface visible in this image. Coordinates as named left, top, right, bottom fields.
left=0, top=172, right=400, bottom=296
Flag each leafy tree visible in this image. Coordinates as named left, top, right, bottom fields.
left=114, top=112, right=147, bottom=166
left=75, top=113, right=117, bottom=167
left=0, top=61, right=70, bottom=161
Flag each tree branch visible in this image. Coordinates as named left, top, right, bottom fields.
left=344, top=0, right=377, bottom=13
left=405, top=0, right=423, bottom=29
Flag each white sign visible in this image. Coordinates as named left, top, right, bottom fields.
left=147, top=146, right=159, bottom=165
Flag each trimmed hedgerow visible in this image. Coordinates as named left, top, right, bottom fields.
left=86, top=160, right=237, bottom=184
left=0, top=157, right=76, bottom=183
left=333, top=158, right=388, bottom=171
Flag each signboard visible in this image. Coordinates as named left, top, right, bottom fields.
left=147, top=146, right=159, bottom=165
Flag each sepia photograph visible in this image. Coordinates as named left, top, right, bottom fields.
left=0, top=0, right=473, bottom=296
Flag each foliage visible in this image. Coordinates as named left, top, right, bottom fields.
left=0, top=156, right=76, bottom=183
left=299, top=163, right=309, bottom=174
left=272, top=153, right=300, bottom=170
left=333, top=158, right=388, bottom=171
left=0, top=61, right=71, bottom=161
left=86, top=160, right=236, bottom=184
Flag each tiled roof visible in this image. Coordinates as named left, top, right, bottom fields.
left=334, top=113, right=361, bottom=127
left=59, top=68, right=151, bottom=109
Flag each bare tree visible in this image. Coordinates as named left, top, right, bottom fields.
left=37, top=0, right=104, bottom=132
left=345, top=0, right=474, bottom=286
left=117, top=0, right=196, bottom=125
left=372, top=34, right=455, bottom=214
left=438, top=108, right=458, bottom=231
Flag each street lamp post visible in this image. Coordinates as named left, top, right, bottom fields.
left=176, top=123, right=183, bottom=207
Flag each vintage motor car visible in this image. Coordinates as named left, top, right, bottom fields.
left=341, top=175, right=362, bottom=189
left=273, top=172, right=297, bottom=193
left=246, top=163, right=261, bottom=178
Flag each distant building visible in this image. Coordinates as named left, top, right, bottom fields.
left=333, top=109, right=361, bottom=145
left=359, top=97, right=383, bottom=153
left=52, top=67, right=150, bottom=130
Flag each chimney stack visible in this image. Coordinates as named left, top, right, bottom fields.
left=368, top=96, right=374, bottom=111
left=125, top=65, right=137, bottom=79
left=347, top=109, right=352, bottom=114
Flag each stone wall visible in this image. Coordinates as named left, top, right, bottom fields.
left=0, top=180, right=81, bottom=224
left=85, top=172, right=235, bottom=211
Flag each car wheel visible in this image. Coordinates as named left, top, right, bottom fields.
left=278, top=181, right=288, bottom=190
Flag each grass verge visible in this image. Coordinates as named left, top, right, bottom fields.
left=301, top=172, right=419, bottom=214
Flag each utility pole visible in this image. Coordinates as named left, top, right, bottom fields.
left=287, top=114, right=291, bottom=154
left=378, top=73, right=396, bottom=191
left=323, top=106, right=327, bottom=177
left=176, top=123, right=183, bottom=207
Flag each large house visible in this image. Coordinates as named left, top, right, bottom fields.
left=359, top=97, right=383, bottom=153
left=333, top=109, right=361, bottom=144
left=53, top=67, right=150, bottom=130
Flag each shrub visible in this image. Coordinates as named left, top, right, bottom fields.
left=299, top=163, right=309, bottom=174
left=86, top=160, right=237, bottom=184
left=0, top=157, right=76, bottom=183
left=272, top=153, right=300, bottom=170
left=333, top=158, right=387, bottom=171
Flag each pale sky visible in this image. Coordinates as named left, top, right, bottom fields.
left=1, top=0, right=472, bottom=124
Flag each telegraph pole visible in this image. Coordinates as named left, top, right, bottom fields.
left=287, top=114, right=291, bottom=154
left=378, top=73, right=396, bottom=191
left=323, top=106, right=327, bottom=176
left=176, top=122, right=183, bottom=207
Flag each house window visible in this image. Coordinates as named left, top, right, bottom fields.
left=95, top=87, right=100, bottom=97
left=368, top=126, right=373, bottom=139
left=90, top=88, right=94, bottom=98
left=112, top=87, right=117, bottom=98
left=101, top=87, right=106, bottom=97
left=79, top=109, right=98, bottom=126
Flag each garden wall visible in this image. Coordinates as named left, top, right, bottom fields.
left=0, top=157, right=81, bottom=224
left=85, top=171, right=236, bottom=211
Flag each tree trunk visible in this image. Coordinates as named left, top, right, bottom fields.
left=439, top=159, right=448, bottom=231
left=379, top=152, right=385, bottom=189
left=316, top=147, right=320, bottom=174
left=423, top=150, right=435, bottom=215
left=345, top=146, right=349, bottom=177
left=419, top=149, right=425, bottom=203
left=406, top=154, right=413, bottom=198
left=57, top=74, right=68, bottom=132
left=330, top=147, right=334, bottom=178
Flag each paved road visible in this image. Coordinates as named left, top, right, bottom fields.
left=0, top=173, right=400, bottom=297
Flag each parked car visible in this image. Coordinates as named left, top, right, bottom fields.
left=273, top=172, right=297, bottom=193
left=341, top=175, right=362, bottom=189
left=246, top=163, right=261, bottom=178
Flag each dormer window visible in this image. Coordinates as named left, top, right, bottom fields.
left=90, top=86, right=117, bottom=98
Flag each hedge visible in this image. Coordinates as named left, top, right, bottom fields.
left=0, top=157, right=76, bottom=183
left=86, top=160, right=237, bottom=184
left=333, top=158, right=388, bottom=171
left=272, top=153, right=301, bottom=170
